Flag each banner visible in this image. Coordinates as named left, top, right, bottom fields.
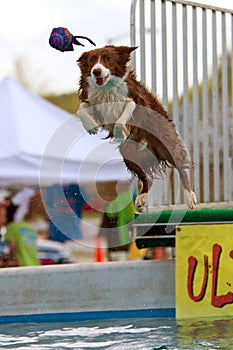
left=176, top=224, right=233, bottom=319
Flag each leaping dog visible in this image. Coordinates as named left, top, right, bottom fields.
left=76, top=45, right=197, bottom=211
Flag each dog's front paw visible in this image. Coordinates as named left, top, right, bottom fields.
left=88, top=127, right=98, bottom=135
left=113, top=124, right=129, bottom=142
left=135, top=193, right=148, bottom=212
left=185, top=190, right=197, bottom=209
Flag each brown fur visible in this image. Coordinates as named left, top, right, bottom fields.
left=77, top=46, right=196, bottom=209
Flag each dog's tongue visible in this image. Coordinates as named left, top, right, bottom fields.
left=96, top=74, right=109, bottom=86
left=96, top=78, right=104, bottom=86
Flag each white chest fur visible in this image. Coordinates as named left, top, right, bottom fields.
left=77, top=75, right=135, bottom=137
left=86, top=76, right=132, bottom=124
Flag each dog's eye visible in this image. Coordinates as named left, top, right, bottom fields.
left=107, top=57, right=112, bottom=62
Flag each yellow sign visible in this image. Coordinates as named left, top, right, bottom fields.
left=176, top=224, right=233, bottom=319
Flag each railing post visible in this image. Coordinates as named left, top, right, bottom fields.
left=130, top=0, right=233, bottom=206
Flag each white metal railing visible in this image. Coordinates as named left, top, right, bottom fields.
left=130, top=0, right=233, bottom=206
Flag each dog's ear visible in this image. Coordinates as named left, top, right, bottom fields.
left=76, top=51, right=89, bottom=69
left=114, top=46, right=138, bottom=66
left=114, top=46, right=138, bottom=55
left=127, top=46, right=138, bottom=53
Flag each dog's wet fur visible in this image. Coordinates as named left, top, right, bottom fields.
left=77, top=45, right=197, bottom=211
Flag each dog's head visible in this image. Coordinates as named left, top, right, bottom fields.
left=77, top=45, right=137, bottom=88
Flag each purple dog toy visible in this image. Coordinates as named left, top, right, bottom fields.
left=49, top=27, right=96, bottom=52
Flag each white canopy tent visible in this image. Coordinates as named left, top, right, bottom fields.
left=0, top=77, right=130, bottom=187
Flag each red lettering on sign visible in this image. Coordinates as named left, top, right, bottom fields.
left=187, top=255, right=208, bottom=301
left=211, top=244, right=233, bottom=308
left=187, top=244, right=233, bottom=308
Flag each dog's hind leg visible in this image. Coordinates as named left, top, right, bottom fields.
left=126, top=164, right=152, bottom=212
left=177, top=167, right=197, bottom=209
left=134, top=181, right=152, bottom=212
left=158, top=140, right=197, bottom=209
left=119, top=140, right=153, bottom=212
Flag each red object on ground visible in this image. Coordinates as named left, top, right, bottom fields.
left=95, top=237, right=104, bottom=262
left=154, top=247, right=164, bottom=259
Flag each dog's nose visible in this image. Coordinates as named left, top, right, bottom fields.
left=92, top=68, right=102, bottom=77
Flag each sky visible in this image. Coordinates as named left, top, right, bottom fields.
left=0, top=0, right=131, bottom=94
left=0, top=0, right=232, bottom=95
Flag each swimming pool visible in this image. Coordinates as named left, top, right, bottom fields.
left=0, top=317, right=232, bottom=349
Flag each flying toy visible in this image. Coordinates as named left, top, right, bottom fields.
left=49, top=27, right=96, bottom=52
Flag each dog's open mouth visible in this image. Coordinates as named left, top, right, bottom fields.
left=96, top=75, right=109, bottom=86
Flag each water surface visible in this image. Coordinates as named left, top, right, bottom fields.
left=0, top=317, right=232, bottom=349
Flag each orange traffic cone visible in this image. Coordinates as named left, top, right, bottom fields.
left=95, top=237, right=104, bottom=262
left=154, top=247, right=164, bottom=259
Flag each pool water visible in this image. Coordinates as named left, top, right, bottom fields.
left=0, top=317, right=232, bottom=349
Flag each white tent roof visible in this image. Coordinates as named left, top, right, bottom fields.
left=0, top=77, right=130, bottom=186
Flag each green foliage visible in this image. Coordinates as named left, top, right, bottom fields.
left=44, top=92, right=80, bottom=114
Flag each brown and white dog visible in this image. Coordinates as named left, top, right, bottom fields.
left=76, top=45, right=197, bottom=211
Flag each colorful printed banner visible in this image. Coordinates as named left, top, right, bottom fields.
left=176, top=224, right=233, bottom=319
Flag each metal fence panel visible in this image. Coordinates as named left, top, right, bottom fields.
left=130, top=0, right=233, bottom=206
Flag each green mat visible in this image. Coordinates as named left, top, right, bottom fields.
left=134, top=207, right=233, bottom=225
left=134, top=207, right=233, bottom=249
